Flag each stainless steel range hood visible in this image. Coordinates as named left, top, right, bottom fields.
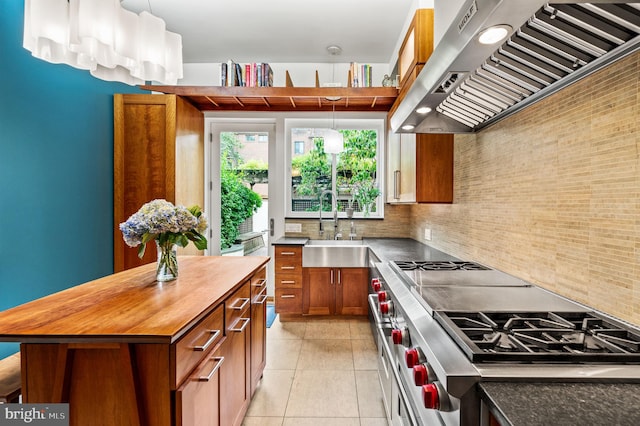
left=390, top=1, right=640, bottom=134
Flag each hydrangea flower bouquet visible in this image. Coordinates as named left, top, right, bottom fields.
left=120, top=199, right=208, bottom=281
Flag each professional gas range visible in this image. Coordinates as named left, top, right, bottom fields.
left=368, top=260, right=640, bottom=426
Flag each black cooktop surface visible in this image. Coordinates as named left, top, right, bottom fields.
left=435, top=311, right=640, bottom=363
left=393, top=260, right=490, bottom=271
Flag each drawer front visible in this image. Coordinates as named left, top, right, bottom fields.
left=226, top=280, right=251, bottom=332
left=275, top=288, right=302, bottom=314
left=275, top=273, right=303, bottom=289
left=175, top=304, right=224, bottom=387
left=275, top=246, right=302, bottom=274
left=250, top=267, right=267, bottom=298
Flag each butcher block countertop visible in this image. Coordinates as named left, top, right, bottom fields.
left=0, top=255, right=269, bottom=344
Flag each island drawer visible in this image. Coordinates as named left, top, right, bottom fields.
left=250, top=267, right=267, bottom=298
left=175, top=303, right=224, bottom=387
left=226, top=280, right=251, bottom=332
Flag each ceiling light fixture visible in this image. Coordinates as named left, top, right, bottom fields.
left=324, top=101, right=344, bottom=154
left=477, top=25, right=512, bottom=45
left=23, top=0, right=183, bottom=85
left=416, top=107, right=432, bottom=114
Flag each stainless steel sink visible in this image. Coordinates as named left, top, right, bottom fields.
left=302, top=240, right=369, bottom=267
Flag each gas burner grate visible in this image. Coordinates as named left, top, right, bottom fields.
left=393, top=261, right=490, bottom=271
left=434, top=311, right=640, bottom=363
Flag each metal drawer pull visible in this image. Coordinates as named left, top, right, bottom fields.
left=193, top=329, right=221, bottom=352
left=394, top=170, right=400, bottom=199
left=254, top=288, right=268, bottom=304
left=252, top=279, right=267, bottom=288
left=229, top=317, right=250, bottom=333
left=281, top=280, right=296, bottom=284
left=280, top=266, right=296, bottom=270
left=197, top=356, right=224, bottom=382
left=256, top=294, right=268, bottom=304
left=230, top=297, right=250, bottom=311
left=280, top=251, right=296, bottom=255
left=280, top=294, right=296, bottom=299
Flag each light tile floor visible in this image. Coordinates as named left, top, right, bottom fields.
left=242, top=314, right=387, bottom=426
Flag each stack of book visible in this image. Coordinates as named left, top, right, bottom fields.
left=349, top=63, right=373, bottom=87
left=220, top=61, right=273, bottom=87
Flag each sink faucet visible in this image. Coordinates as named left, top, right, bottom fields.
left=319, top=189, right=340, bottom=239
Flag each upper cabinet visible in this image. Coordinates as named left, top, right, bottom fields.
left=113, top=94, right=205, bottom=272
left=390, top=9, right=435, bottom=118
left=387, top=132, right=453, bottom=204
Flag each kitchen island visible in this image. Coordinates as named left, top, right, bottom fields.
left=0, top=255, right=269, bottom=426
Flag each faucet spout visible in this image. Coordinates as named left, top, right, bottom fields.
left=319, top=189, right=339, bottom=239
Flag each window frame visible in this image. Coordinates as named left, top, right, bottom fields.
left=285, top=117, right=385, bottom=219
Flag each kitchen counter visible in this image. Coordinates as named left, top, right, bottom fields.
left=363, top=237, right=458, bottom=262
left=272, top=237, right=309, bottom=245
left=480, top=381, right=640, bottom=426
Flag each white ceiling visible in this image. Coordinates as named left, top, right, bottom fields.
left=120, top=0, right=415, bottom=64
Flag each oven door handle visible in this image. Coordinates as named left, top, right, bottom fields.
left=368, top=294, right=386, bottom=327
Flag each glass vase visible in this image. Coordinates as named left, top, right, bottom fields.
left=156, top=241, right=178, bottom=282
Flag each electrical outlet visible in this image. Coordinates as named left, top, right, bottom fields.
left=424, top=228, right=432, bottom=241
left=285, top=223, right=302, bottom=233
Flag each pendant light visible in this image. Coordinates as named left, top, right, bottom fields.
left=323, top=45, right=344, bottom=154
left=23, top=0, right=183, bottom=85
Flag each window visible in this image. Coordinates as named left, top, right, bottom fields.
left=286, top=118, right=384, bottom=219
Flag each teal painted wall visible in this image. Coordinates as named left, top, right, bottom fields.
left=0, top=1, right=146, bottom=358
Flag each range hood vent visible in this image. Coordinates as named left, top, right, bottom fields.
left=434, top=72, right=468, bottom=94
left=391, top=1, right=640, bottom=133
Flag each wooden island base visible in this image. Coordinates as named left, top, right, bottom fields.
left=0, top=256, right=269, bottom=426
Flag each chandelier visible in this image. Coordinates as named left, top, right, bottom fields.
left=23, top=0, right=183, bottom=85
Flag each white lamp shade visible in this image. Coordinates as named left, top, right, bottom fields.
left=163, top=30, right=183, bottom=84
left=134, top=11, right=167, bottom=82
left=23, top=0, right=183, bottom=86
left=23, top=0, right=81, bottom=66
left=69, top=0, right=120, bottom=69
left=324, top=129, right=344, bottom=154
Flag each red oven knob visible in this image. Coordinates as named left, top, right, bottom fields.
left=379, top=301, right=392, bottom=315
left=405, top=348, right=420, bottom=368
left=413, top=364, right=429, bottom=386
left=371, top=279, right=381, bottom=291
left=391, top=328, right=403, bottom=345
left=422, top=383, right=440, bottom=410
left=377, top=291, right=387, bottom=302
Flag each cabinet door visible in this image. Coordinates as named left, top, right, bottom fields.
left=250, top=287, right=267, bottom=396
left=399, top=134, right=417, bottom=202
left=302, top=268, right=334, bottom=315
left=220, top=315, right=251, bottom=426
left=176, top=346, right=224, bottom=426
left=335, top=268, right=369, bottom=316
left=415, top=134, right=453, bottom=203
left=113, top=94, right=204, bottom=272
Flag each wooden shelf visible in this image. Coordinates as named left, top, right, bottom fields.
left=139, top=85, right=399, bottom=112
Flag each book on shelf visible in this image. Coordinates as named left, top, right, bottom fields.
left=349, top=62, right=373, bottom=87
left=220, top=60, right=274, bottom=87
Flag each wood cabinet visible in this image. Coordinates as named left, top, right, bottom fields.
left=0, top=256, right=269, bottom=426
left=250, top=267, right=267, bottom=396
left=303, top=267, right=369, bottom=316
left=387, top=132, right=453, bottom=204
left=389, top=9, right=434, bottom=120
left=220, top=280, right=252, bottom=426
left=176, top=345, right=224, bottom=426
left=113, top=94, right=204, bottom=273
left=274, top=245, right=304, bottom=315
